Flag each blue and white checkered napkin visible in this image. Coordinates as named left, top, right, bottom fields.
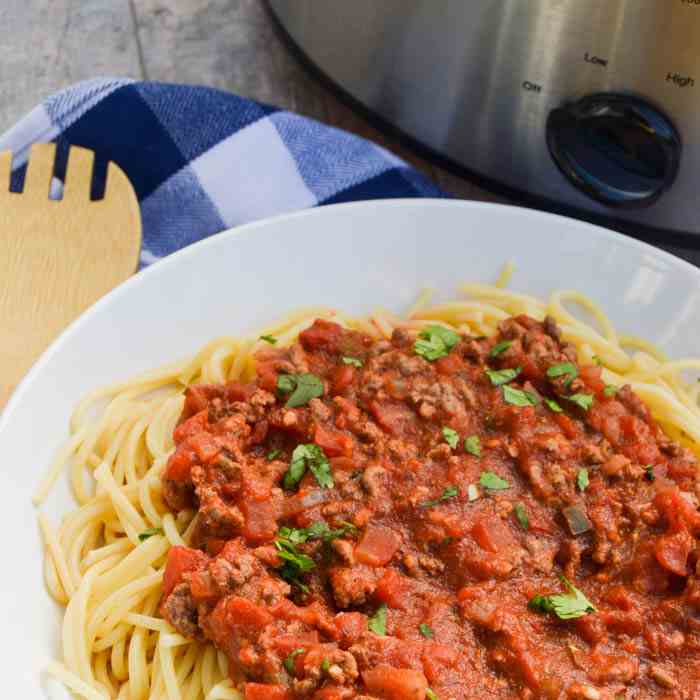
left=0, top=78, right=445, bottom=267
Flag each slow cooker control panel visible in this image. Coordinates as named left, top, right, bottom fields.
left=546, top=95, right=682, bottom=209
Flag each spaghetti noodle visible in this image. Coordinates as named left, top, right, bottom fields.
left=37, top=272, right=700, bottom=700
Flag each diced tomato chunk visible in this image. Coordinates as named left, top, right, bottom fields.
left=182, top=384, right=221, bottom=420
left=471, top=517, right=515, bottom=553
left=375, top=569, right=409, bottom=610
left=314, top=424, right=353, bottom=457
left=299, top=319, right=344, bottom=351
left=224, top=380, right=256, bottom=402
left=362, top=665, right=428, bottom=700
left=355, top=525, right=401, bottom=566
left=435, top=352, right=462, bottom=375
left=241, top=498, right=279, bottom=543
left=189, top=570, right=218, bottom=601
left=162, top=546, right=208, bottom=597
left=189, top=432, right=221, bottom=463
left=554, top=412, right=579, bottom=439
left=331, top=364, right=355, bottom=394
left=422, top=642, right=459, bottom=683
left=163, top=443, right=197, bottom=482
left=256, top=361, right=279, bottom=392
left=211, top=596, right=273, bottom=632
left=369, top=400, right=413, bottom=437
left=333, top=612, right=367, bottom=645
left=244, top=683, right=290, bottom=700
left=312, top=688, right=346, bottom=700
left=273, top=632, right=319, bottom=654
left=655, top=528, right=693, bottom=576
left=173, top=409, right=209, bottom=445
left=580, top=365, right=605, bottom=394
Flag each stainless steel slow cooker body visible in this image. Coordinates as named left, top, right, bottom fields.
left=269, top=0, right=700, bottom=236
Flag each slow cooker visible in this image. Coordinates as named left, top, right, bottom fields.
left=268, top=1, right=700, bottom=239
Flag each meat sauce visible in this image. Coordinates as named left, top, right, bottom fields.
left=160, top=316, right=700, bottom=700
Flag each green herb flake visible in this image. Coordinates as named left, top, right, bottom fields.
left=592, top=355, right=602, bottom=366
left=138, top=527, right=164, bottom=542
left=283, top=648, right=306, bottom=675
left=465, top=435, right=481, bottom=457
left=368, top=603, right=388, bottom=635
left=426, top=689, right=440, bottom=700
left=479, top=471, right=509, bottom=490
left=414, top=325, right=460, bottom=361
left=546, top=362, right=578, bottom=382
left=259, top=334, right=278, bottom=345
left=267, top=447, right=282, bottom=461
left=419, top=623, right=434, bottom=639
left=342, top=356, right=363, bottom=368
left=566, top=393, right=594, bottom=411
left=603, top=385, right=618, bottom=397
left=276, top=372, right=325, bottom=408
left=514, top=503, right=529, bottom=530
left=528, top=576, right=597, bottom=620
left=442, top=427, right=459, bottom=449
left=489, top=340, right=512, bottom=358
left=502, top=385, right=538, bottom=407
left=321, top=659, right=330, bottom=673
left=283, top=444, right=333, bottom=490
left=279, top=521, right=356, bottom=546
left=544, top=397, right=563, bottom=413
left=486, top=366, right=522, bottom=387
left=577, top=468, right=590, bottom=492
left=422, top=485, right=459, bottom=508
left=645, top=465, right=655, bottom=482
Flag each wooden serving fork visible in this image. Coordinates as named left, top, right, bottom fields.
left=0, top=143, right=141, bottom=408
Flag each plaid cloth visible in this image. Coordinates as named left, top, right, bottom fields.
left=0, top=79, right=444, bottom=267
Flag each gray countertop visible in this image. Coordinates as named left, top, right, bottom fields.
left=0, top=0, right=503, bottom=203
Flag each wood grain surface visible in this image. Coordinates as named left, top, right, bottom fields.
left=0, top=144, right=141, bottom=406
left=0, top=0, right=504, bottom=203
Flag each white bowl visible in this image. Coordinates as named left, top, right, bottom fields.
left=2, top=199, right=700, bottom=697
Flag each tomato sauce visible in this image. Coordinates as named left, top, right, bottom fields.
left=160, top=316, right=700, bottom=699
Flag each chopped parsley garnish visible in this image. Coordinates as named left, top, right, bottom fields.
left=283, top=648, right=305, bottom=675
left=645, top=465, right=655, bottom=482
left=546, top=362, right=578, bottom=384
left=342, top=356, right=363, bottom=368
left=544, top=397, right=563, bottom=413
left=603, top=385, right=618, bottom=397
left=368, top=604, right=387, bottom=635
left=479, top=471, right=509, bottom=490
left=426, top=690, right=440, bottom=700
left=514, top=503, right=529, bottom=530
left=276, top=372, right=324, bottom=408
left=577, top=468, right=589, bottom=492
left=321, top=659, right=330, bottom=673
left=421, top=485, right=459, bottom=508
left=138, top=527, right=163, bottom=542
left=502, top=385, right=538, bottom=407
left=486, top=367, right=522, bottom=386
left=414, top=325, right=460, bottom=361
left=565, top=393, right=594, bottom=411
left=275, top=531, right=315, bottom=592
left=267, top=447, right=282, bottom=461
left=259, top=334, right=277, bottom=345
left=465, top=435, right=481, bottom=457
left=419, top=623, right=434, bottom=639
left=283, top=444, right=333, bottom=490
left=528, top=576, right=597, bottom=620
left=278, top=521, right=356, bottom=546
left=489, top=340, right=512, bottom=358
left=442, top=427, right=459, bottom=449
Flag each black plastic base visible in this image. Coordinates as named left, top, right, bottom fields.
left=264, top=1, right=700, bottom=267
